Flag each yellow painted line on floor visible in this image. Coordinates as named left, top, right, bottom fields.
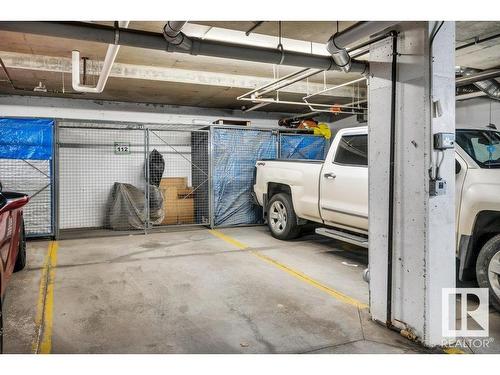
left=208, top=229, right=368, bottom=309
left=31, top=241, right=58, bottom=354
left=209, top=229, right=248, bottom=250
left=31, top=243, right=51, bottom=353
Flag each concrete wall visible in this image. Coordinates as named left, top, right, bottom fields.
left=329, top=115, right=365, bottom=132
left=456, top=97, right=500, bottom=129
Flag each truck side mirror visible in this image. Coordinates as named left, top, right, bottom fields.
left=455, top=160, right=461, bottom=174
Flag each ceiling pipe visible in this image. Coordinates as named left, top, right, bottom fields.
left=456, top=68, right=500, bottom=87
left=245, top=21, right=264, bottom=36
left=326, top=21, right=396, bottom=72
left=456, top=32, right=500, bottom=51
left=0, top=21, right=368, bottom=73
left=163, top=21, right=192, bottom=50
left=72, top=21, right=130, bottom=93
left=254, top=69, right=323, bottom=98
left=459, top=67, right=500, bottom=100
left=238, top=68, right=309, bottom=100
left=243, top=102, right=271, bottom=112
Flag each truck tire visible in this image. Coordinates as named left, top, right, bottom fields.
left=14, top=219, right=26, bottom=272
left=476, top=234, right=500, bottom=312
left=267, top=193, right=300, bottom=240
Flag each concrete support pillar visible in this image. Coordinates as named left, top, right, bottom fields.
left=368, top=22, right=456, bottom=347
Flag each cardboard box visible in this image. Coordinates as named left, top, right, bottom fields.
left=160, top=177, right=187, bottom=189
left=161, top=186, right=179, bottom=225
left=176, top=196, right=194, bottom=223
left=159, top=179, right=195, bottom=225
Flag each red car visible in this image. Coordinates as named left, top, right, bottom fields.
left=0, top=182, right=29, bottom=353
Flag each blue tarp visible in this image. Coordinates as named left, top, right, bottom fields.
left=212, top=128, right=277, bottom=226
left=0, top=118, right=54, bottom=160
left=279, top=134, right=328, bottom=160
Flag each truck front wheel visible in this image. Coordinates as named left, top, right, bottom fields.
left=267, top=193, right=300, bottom=240
left=476, top=234, right=500, bottom=312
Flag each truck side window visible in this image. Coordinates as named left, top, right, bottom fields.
left=334, top=135, right=368, bottom=166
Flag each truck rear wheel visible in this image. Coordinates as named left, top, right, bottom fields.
left=267, top=193, right=300, bottom=240
left=476, top=234, right=500, bottom=312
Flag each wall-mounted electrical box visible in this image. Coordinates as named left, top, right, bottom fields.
left=434, top=133, right=455, bottom=150
left=430, top=179, right=447, bottom=196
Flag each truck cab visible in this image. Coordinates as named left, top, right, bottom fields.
left=455, top=128, right=500, bottom=311
left=253, top=126, right=500, bottom=312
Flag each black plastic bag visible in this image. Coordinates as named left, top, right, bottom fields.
left=149, top=149, right=165, bottom=187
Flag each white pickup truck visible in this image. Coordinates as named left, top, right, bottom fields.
left=253, top=126, right=500, bottom=311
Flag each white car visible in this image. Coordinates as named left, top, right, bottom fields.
left=253, top=126, right=500, bottom=312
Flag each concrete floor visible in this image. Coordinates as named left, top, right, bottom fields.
left=2, top=226, right=499, bottom=354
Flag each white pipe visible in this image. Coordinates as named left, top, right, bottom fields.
left=243, top=102, right=271, bottom=112
left=303, top=77, right=367, bottom=100
left=72, top=21, right=129, bottom=93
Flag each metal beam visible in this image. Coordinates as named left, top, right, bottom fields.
left=0, top=21, right=368, bottom=73
left=0, top=51, right=363, bottom=98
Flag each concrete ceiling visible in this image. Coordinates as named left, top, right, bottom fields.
left=1, top=21, right=499, bottom=113
left=191, top=21, right=357, bottom=44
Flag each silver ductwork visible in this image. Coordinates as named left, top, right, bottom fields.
left=326, top=21, right=396, bottom=72
left=474, top=79, right=500, bottom=99
left=163, top=21, right=192, bottom=50
left=459, top=67, right=500, bottom=100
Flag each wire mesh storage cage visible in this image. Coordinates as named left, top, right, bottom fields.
left=1, top=118, right=330, bottom=239
left=279, top=133, right=329, bottom=160
left=0, top=118, right=55, bottom=237
left=203, top=126, right=329, bottom=228
left=56, top=122, right=210, bottom=238
left=206, top=126, right=278, bottom=227
left=147, top=128, right=210, bottom=228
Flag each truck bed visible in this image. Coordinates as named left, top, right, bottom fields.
left=260, top=159, right=324, bottom=164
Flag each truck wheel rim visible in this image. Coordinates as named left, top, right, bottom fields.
left=489, top=251, right=500, bottom=299
left=269, top=201, right=287, bottom=234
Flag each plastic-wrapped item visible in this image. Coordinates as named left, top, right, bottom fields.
left=212, top=128, right=277, bottom=226
left=148, top=184, right=165, bottom=224
left=0, top=118, right=54, bottom=160
left=148, top=149, right=165, bottom=187
left=105, top=182, right=164, bottom=230
left=279, top=134, right=328, bottom=160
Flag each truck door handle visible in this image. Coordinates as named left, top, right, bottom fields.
left=324, top=172, right=336, bottom=179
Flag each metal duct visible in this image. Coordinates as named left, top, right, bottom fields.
left=0, top=21, right=368, bottom=73
left=326, top=21, right=396, bottom=72
left=460, top=67, right=500, bottom=100
left=163, top=21, right=192, bottom=50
